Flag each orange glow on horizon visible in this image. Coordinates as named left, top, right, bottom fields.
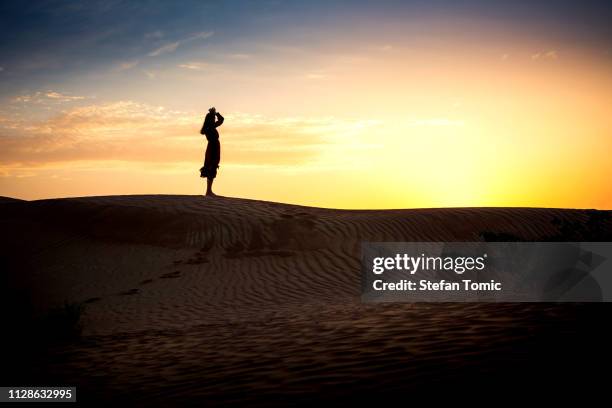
left=1, top=20, right=611, bottom=209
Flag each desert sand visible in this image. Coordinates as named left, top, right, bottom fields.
left=2, top=195, right=611, bottom=404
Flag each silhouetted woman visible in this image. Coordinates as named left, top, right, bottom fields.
left=200, top=107, right=224, bottom=196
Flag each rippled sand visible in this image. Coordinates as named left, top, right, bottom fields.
left=2, top=195, right=610, bottom=404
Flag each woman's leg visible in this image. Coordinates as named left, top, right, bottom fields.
left=206, top=177, right=215, bottom=196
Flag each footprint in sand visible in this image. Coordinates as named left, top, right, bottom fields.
left=186, top=255, right=209, bottom=264
left=140, top=279, right=154, bottom=285
left=84, top=297, right=102, bottom=304
left=160, top=271, right=182, bottom=279
left=119, top=288, right=140, bottom=296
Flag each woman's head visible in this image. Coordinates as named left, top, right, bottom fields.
left=204, top=108, right=216, bottom=127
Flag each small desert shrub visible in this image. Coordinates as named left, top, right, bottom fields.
left=480, top=210, right=612, bottom=242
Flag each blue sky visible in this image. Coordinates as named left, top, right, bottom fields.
left=1, top=0, right=610, bottom=100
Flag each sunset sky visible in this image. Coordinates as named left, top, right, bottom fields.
left=1, top=0, right=611, bottom=209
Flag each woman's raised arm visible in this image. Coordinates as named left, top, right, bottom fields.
left=215, top=113, right=224, bottom=128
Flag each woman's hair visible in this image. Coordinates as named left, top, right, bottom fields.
left=204, top=111, right=216, bottom=129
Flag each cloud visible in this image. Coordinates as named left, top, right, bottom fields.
left=148, top=31, right=214, bottom=57
left=46, top=91, right=84, bottom=100
left=12, top=90, right=87, bottom=104
left=0, top=101, right=199, bottom=168
left=0, top=66, right=4, bottom=72
left=545, top=50, right=559, bottom=59
left=531, top=50, right=558, bottom=60
left=187, top=31, right=214, bottom=41
left=115, top=60, right=139, bottom=71
left=178, top=62, right=208, bottom=71
left=148, top=41, right=180, bottom=57
left=0, top=101, right=377, bottom=173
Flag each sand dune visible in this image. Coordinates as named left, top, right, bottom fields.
left=2, top=195, right=610, bottom=404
